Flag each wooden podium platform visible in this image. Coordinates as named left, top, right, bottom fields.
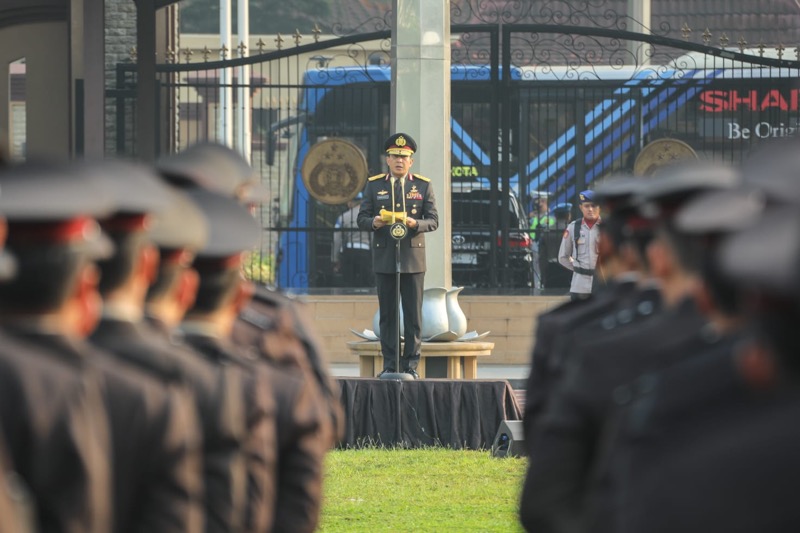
left=347, top=340, right=494, bottom=379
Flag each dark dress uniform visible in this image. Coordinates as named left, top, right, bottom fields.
left=523, top=277, right=659, bottom=447
left=519, top=297, right=710, bottom=533
left=234, top=285, right=345, bottom=446
left=0, top=327, right=111, bottom=533
left=0, top=432, right=35, bottom=533
left=95, top=315, right=250, bottom=533
left=30, top=332, right=205, bottom=533
left=590, top=337, right=800, bottom=533
left=356, top=135, right=439, bottom=373
left=181, top=328, right=278, bottom=533
left=189, top=319, right=326, bottom=533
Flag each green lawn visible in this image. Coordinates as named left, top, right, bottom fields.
left=320, top=447, right=527, bottom=532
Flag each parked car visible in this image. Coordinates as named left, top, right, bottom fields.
left=451, top=182, right=533, bottom=288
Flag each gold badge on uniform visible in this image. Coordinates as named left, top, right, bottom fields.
left=396, top=136, right=407, bottom=147
left=407, top=184, right=423, bottom=200
left=412, top=209, right=417, bottom=214
left=378, top=189, right=388, bottom=195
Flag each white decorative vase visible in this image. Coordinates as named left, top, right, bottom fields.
left=446, top=286, right=468, bottom=339
left=420, top=287, right=450, bottom=340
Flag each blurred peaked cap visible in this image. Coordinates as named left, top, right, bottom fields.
left=638, top=161, right=740, bottom=204
left=740, top=142, right=800, bottom=205
left=0, top=159, right=115, bottom=221
left=186, top=188, right=260, bottom=258
left=674, top=187, right=767, bottom=236
left=717, top=206, right=800, bottom=297
left=157, top=143, right=270, bottom=204
left=594, top=176, right=647, bottom=209
left=149, top=186, right=208, bottom=251
left=530, top=191, right=550, bottom=199
left=384, top=133, right=417, bottom=156
left=578, top=189, right=595, bottom=203
left=637, top=161, right=740, bottom=219
left=552, top=202, right=572, bottom=213
left=77, top=158, right=171, bottom=216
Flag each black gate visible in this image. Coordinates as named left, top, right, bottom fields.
left=110, top=5, right=800, bottom=292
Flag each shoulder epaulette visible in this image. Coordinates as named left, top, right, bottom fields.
left=413, top=174, right=431, bottom=182
left=368, top=174, right=385, bottom=182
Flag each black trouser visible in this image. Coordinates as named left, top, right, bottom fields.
left=375, top=272, right=424, bottom=371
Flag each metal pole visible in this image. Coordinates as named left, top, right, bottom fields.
left=219, top=0, right=233, bottom=146
left=136, top=0, right=157, bottom=161
left=627, top=0, right=651, bottom=66
left=237, top=0, right=251, bottom=162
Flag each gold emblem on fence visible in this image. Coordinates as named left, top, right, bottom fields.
left=633, top=138, right=698, bottom=177
left=301, top=139, right=368, bottom=205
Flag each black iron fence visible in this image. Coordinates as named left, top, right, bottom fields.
left=110, top=15, right=800, bottom=292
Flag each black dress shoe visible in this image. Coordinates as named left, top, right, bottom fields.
left=404, top=368, right=420, bottom=379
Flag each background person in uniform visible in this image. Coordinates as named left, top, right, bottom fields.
left=529, top=191, right=555, bottom=289
left=332, top=193, right=373, bottom=287
left=558, top=190, right=601, bottom=300
left=356, top=133, right=439, bottom=378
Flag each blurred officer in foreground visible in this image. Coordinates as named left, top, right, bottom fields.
left=558, top=190, right=601, bottom=300
left=144, top=186, right=253, bottom=532
left=181, top=184, right=326, bottom=532
left=0, top=161, right=114, bottom=533
left=72, top=160, right=204, bottom=533
left=160, top=143, right=344, bottom=447
left=87, top=160, right=275, bottom=532
left=177, top=187, right=278, bottom=531
left=522, top=177, right=658, bottom=446
left=581, top=184, right=767, bottom=532
left=520, top=162, right=738, bottom=533
left=595, top=212, right=800, bottom=533
left=591, top=160, right=800, bottom=532
left=0, top=177, right=35, bottom=533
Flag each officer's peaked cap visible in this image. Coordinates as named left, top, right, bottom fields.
left=158, top=142, right=270, bottom=205
left=718, top=206, right=800, bottom=297
left=384, top=133, right=417, bottom=156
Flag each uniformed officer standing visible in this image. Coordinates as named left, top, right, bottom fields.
left=356, top=133, right=439, bottom=377
left=520, top=163, right=738, bottom=533
left=161, top=142, right=345, bottom=448
left=0, top=161, right=116, bottom=533
left=522, top=177, right=659, bottom=447
left=558, top=190, right=601, bottom=300
left=529, top=191, right=555, bottom=289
